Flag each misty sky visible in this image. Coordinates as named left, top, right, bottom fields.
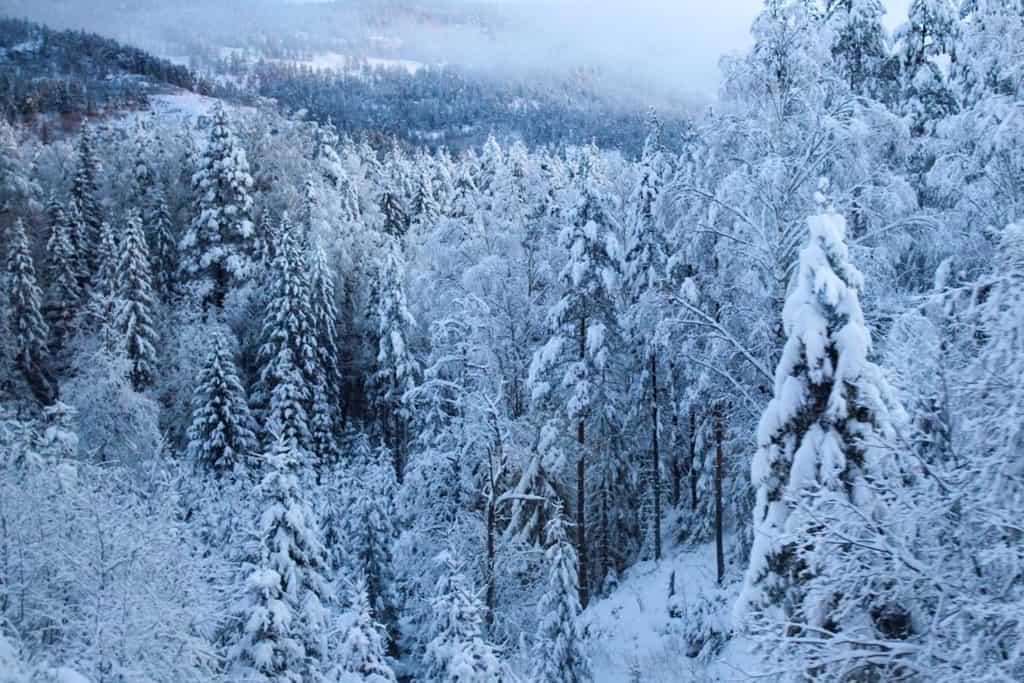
left=6, top=0, right=916, bottom=100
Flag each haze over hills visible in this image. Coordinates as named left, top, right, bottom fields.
left=1, top=2, right=1021, bottom=682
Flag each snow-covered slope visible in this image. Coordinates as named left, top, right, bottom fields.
left=581, top=542, right=757, bottom=682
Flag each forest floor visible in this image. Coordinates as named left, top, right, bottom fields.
left=581, top=541, right=757, bottom=682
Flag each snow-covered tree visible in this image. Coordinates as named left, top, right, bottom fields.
left=149, top=188, right=178, bottom=301
left=253, top=215, right=319, bottom=447
left=115, top=208, right=159, bottom=389
left=532, top=511, right=592, bottom=683
left=334, top=580, right=397, bottom=683
left=185, top=332, right=258, bottom=477
left=737, top=186, right=896, bottom=640
left=5, top=219, right=52, bottom=404
left=43, top=197, right=83, bottom=355
left=229, top=432, right=332, bottom=683
left=181, top=103, right=258, bottom=306
left=423, top=554, right=505, bottom=682
left=528, top=145, right=622, bottom=607
left=368, top=237, right=418, bottom=481
left=71, top=123, right=103, bottom=274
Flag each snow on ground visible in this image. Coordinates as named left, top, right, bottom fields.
left=149, top=92, right=224, bottom=120
left=582, top=541, right=758, bottom=682
left=283, top=52, right=425, bottom=75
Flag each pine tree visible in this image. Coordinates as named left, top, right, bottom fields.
left=115, top=209, right=158, bottom=390
left=825, top=0, right=890, bottom=99
left=352, top=447, right=397, bottom=629
left=379, top=143, right=410, bottom=240
left=423, top=555, right=504, bottom=683
left=528, top=145, right=621, bottom=608
left=624, top=114, right=671, bottom=563
left=532, top=511, right=592, bottom=683
left=149, top=188, right=178, bottom=301
left=181, top=103, right=258, bottom=306
left=253, top=215, right=319, bottom=449
left=308, top=244, right=343, bottom=425
left=185, top=333, right=258, bottom=477
left=267, top=349, right=312, bottom=457
left=368, top=238, right=418, bottom=482
left=309, top=377, right=339, bottom=468
left=335, top=580, right=397, bottom=683
left=44, top=197, right=83, bottom=354
left=229, top=433, right=331, bottom=683
left=737, top=185, right=894, bottom=632
left=88, top=220, right=119, bottom=333
left=5, top=219, right=52, bottom=403
left=71, top=123, right=103, bottom=276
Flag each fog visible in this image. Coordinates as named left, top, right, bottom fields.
left=3, top=0, right=914, bottom=102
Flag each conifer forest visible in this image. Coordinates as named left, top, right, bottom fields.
left=0, top=1, right=1022, bottom=681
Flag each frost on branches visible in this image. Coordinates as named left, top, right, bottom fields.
left=737, top=185, right=899, bottom=658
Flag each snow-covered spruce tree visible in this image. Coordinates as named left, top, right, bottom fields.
left=825, top=0, right=891, bottom=100
left=71, top=122, right=103, bottom=275
left=253, top=215, right=319, bottom=450
left=149, top=188, right=179, bottom=301
left=5, top=219, right=53, bottom=404
left=423, top=554, right=505, bottom=682
left=528, top=145, right=621, bottom=607
left=88, top=219, right=120, bottom=333
left=532, top=510, right=592, bottom=683
left=181, top=103, right=257, bottom=307
left=736, top=186, right=897, bottom=650
left=623, top=111, right=669, bottom=562
left=43, top=197, right=83, bottom=356
left=334, top=580, right=398, bottom=683
left=266, top=348, right=313, bottom=459
left=185, top=333, right=259, bottom=477
left=309, top=244, right=343, bottom=427
left=229, top=432, right=332, bottom=683
left=368, top=237, right=418, bottom=482
left=379, top=144, right=411, bottom=241
left=115, top=208, right=159, bottom=390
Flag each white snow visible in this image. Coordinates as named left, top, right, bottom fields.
left=581, top=542, right=758, bottom=682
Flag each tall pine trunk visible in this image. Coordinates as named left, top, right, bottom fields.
left=650, top=351, right=662, bottom=561
left=714, top=411, right=725, bottom=584
left=577, top=317, right=589, bottom=608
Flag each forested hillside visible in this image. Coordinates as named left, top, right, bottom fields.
left=1, top=1, right=1023, bottom=682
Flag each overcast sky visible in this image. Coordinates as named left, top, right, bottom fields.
left=7, top=0, right=916, bottom=101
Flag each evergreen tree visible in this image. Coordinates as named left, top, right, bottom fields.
left=335, top=580, right=397, bottom=683
left=309, top=377, right=339, bottom=468
left=44, top=197, right=83, bottom=354
left=528, top=146, right=621, bottom=607
left=71, top=123, right=103, bottom=275
left=115, top=209, right=158, bottom=390
left=253, top=215, right=319, bottom=447
left=423, top=555, right=504, bottom=683
left=5, top=219, right=52, bottom=403
left=532, top=511, right=592, bottom=683
left=266, top=349, right=312, bottom=457
left=181, top=103, right=258, bottom=306
left=185, top=333, right=258, bottom=477
left=825, top=0, right=891, bottom=99
left=229, top=433, right=332, bottom=683
left=88, top=220, right=119, bottom=333
left=309, top=244, right=343, bottom=425
left=368, top=237, right=418, bottom=482
left=737, top=186, right=895, bottom=634
left=149, top=188, right=178, bottom=301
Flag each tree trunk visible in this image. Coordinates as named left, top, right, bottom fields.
left=650, top=351, right=662, bottom=561
left=689, top=411, right=698, bottom=511
left=577, top=316, right=589, bottom=608
left=714, top=412, right=725, bottom=584
left=485, top=495, right=495, bottom=631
